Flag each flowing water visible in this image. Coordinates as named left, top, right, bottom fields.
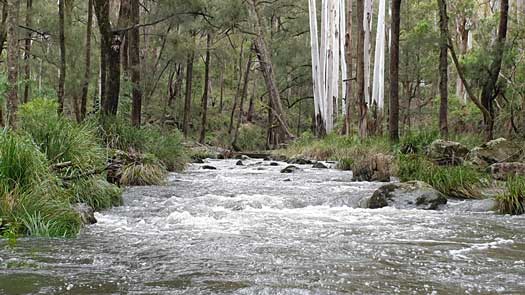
left=1, top=159, right=525, bottom=294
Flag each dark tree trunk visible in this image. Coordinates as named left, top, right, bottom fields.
left=229, top=40, right=245, bottom=135
left=343, top=0, right=353, bottom=136
left=80, top=0, right=93, bottom=121
left=199, top=33, right=212, bottom=144
left=438, top=0, right=448, bottom=138
left=58, top=0, right=66, bottom=114
left=219, top=64, right=225, bottom=112
left=22, top=0, right=32, bottom=104
left=182, top=51, right=194, bottom=137
left=480, top=0, right=509, bottom=140
left=0, top=2, right=8, bottom=58
left=356, top=0, right=367, bottom=138
left=6, top=0, right=20, bottom=128
left=232, top=52, right=253, bottom=150
left=389, top=0, right=401, bottom=142
left=247, top=77, right=256, bottom=122
left=130, top=0, right=141, bottom=126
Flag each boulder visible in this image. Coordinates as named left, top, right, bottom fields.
left=490, top=162, right=525, bottom=180
left=236, top=160, right=244, bottom=166
left=427, top=140, right=470, bottom=166
left=269, top=162, right=280, bottom=166
left=72, top=203, right=97, bottom=225
left=287, top=158, right=313, bottom=165
left=360, top=181, right=447, bottom=210
left=466, top=138, right=521, bottom=167
left=352, top=153, right=392, bottom=182
left=202, top=165, right=217, bottom=170
left=281, top=165, right=300, bottom=173
left=312, top=162, right=328, bottom=169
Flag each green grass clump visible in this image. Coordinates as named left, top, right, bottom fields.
left=399, top=129, right=439, bottom=154
left=66, top=176, right=123, bottom=210
left=18, top=99, right=105, bottom=173
left=120, top=154, right=167, bottom=186
left=147, top=129, right=188, bottom=171
left=397, top=154, right=484, bottom=199
left=337, top=158, right=354, bottom=171
left=0, top=133, right=81, bottom=238
left=497, top=176, right=525, bottom=215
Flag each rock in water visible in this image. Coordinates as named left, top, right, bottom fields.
left=466, top=138, right=521, bottom=167
left=202, top=165, right=217, bottom=170
left=312, top=162, right=328, bottom=169
left=287, top=158, right=313, bottom=165
left=360, top=181, right=447, bottom=210
left=269, top=162, right=280, bottom=166
left=281, top=165, right=300, bottom=173
left=192, top=158, right=205, bottom=164
left=490, top=162, right=525, bottom=180
left=72, top=203, right=97, bottom=224
left=352, top=153, right=392, bottom=182
left=236, top=160, right=244, bottom=166
left=427, top=140, right=469, bottom=166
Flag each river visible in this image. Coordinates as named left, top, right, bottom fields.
left=1, top=159, right=524, bottom=294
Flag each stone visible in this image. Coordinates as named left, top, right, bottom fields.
left=236, top=160, right=244, bottom=166
left=360, top=181, right=447, bottom=210
left=287, top=158, right=313, bottom=165
left=281, top=165, right=300, bottom=173
left=427, top=140, right=470, bottom=166
left=72, top=203, right=97, bottom=225
left=352, top=153, right=392, bottom=182
left=466, top=138, right=521, bottom=167
left=192, top=158, right=205, bottom=164
left=312, top=162, right=328, bottom=169
left=269, top=162, right=280, bottom=166
left=202, top=165, right=217, bottom=170
left=490, top=162, right=525, bottom=180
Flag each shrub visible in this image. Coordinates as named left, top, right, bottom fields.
left=397, top=154, right=484, bottom=199
left=399, top=129, right=439, bottom=154
left=497, top=176, right=525, bottom=215
left=337, top=158, right=354, bottom=171
left=146, top=129, right=188, bottom=171
left=234, top=123, right=267, bottom=151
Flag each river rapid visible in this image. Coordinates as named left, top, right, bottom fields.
left=1, top=159, right=524, bottom=294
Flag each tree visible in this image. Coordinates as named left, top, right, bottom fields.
left=129, top=0, right=141, bottom=126
left=199, top=33, right=212, bottom=144
left=438, top=0, right=449, bottom=138
left=389, top=0, right=401, bottom=142
left=356, top=0, right=368, bottom=138
left=6, top=0, right=20, bottom=128
left=80, top=0, right=93, bottom=121
left=22, top=0, right=32, bottom=104
left=58, top=0, right=66, bottom=114
left=182, top=50, right=194, bottom=138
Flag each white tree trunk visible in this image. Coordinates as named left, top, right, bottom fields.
left=372, top=0, right=387, bottom=110
left=308, top=0, right=322, bottom=120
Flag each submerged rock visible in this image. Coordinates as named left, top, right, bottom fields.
left=202, top=165, right=217, bottom=170
left=72, top=203, right=97, bottom=225
left=427, top=140, right=470, bottom=166
left=490, top=162, right=525, bottom=180
left=281, top=165, right=300, bottom=173
left=312, top=162, right=328, bottom=169
left=352, top=153, right=392, bottom=182
left=467, top=138, right=521, bottom=167
left=360, top=181, right=447, bottom=210
left=236, top=160, right=244, bottom=166
left=269, top=162, right=280, bottom=166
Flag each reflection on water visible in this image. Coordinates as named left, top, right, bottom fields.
left=1, top=159, right=524, bottom=294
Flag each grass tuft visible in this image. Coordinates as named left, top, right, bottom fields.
left=497, top=176, right=525, bottom=215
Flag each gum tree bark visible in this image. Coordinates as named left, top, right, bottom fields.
left=356, top=0, right=368, bottom=138
left=389, top=0, right=401, bottom=142
left=129, top=0, right=141, bottom=126
left=438, top=0, right=449, bottom=138
left=6, top=0, right=20, bottom=128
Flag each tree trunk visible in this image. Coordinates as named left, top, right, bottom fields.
left=343, top=0, right=353, bottom=135
left=219, top=64, right=225, bottom=112
left=229, top=39, right=245, bottom=135
left=438, top=0, right=449, bottom=138
left=249, top=0, right=294, bottom=141
left=6, top=0, right=20, bottom=128
left=80, top=0, right=93, bottom=121
left=182, top=52, right=194, bottom=137
left=0, top=2, right=8, bottom=58
left=247, top=77, right=256, bottom=122
left=22, top=0, right=32, bottom=104
left=199, top=33, right=212, bottom=144
left=129, top=0, right=141, bottom=126
left=232, top=51, right=253, bottom=150
left=58, top=0, right=66, bottom=114
left=480, top=0, right=509, bottom=140
left=389, top=0, right=401, bottom=142
left=356, top=0, right=368, bottom=138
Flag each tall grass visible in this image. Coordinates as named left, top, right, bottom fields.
left=497, top=176, right=525, bottom=215
left=397, top=154, right=484, bottom=199
left=66, top=176, right=123, bottom=210
left=120, top=154, right=167, bottom=186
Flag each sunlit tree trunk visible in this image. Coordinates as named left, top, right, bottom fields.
left=372, top=0, right=386, bottom=111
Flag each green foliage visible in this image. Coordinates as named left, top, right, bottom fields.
left=235, top=123, right=267, bottom=151
left=120, top=154, right=167, bottom=186
left=497, top=176, right=525, bottom=215
left=66, top=176, right=123, bottom=211
left=147, top=129, right=188, bottom=172
left=18, top=99, right=105, bottom=173
left=399, top=129, right=439, bottom=154
left=336, top=158, right=353, bottom=171
left=397, top=154, right=484, bottom=199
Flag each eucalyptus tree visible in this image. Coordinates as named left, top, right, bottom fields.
left=6, top=0, right=20, bottom=128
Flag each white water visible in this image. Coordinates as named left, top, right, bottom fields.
left=1, top=159, right=524, bottom=294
